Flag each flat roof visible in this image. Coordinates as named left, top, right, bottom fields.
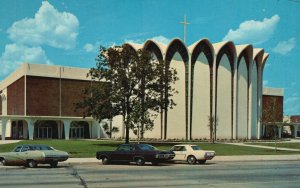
left=0, top=63, right=91, bottom=91
left=263, top=87, right=284, bottom=96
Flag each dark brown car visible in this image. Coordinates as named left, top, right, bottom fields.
left=96, top=144, right=175, bottom=166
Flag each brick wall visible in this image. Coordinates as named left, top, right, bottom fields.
left=26, top=76, right=91, bottom=117
left=262, top=95, right=283, bottom=122
left=26, top=76, right=60, bottom=116
left=61, top=79, right=91, bottom=116
left=2, top=75, right=92, bottom=117
left=290, top=115, right=300, bottom=123
left=7, top=77, right=25, bottom=115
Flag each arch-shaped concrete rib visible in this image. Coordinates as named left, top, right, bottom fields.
left=235, top=44, right=253, bottom=139
left=143, top=39, right=164, bottom=61
left=262, top=53, right=269, bottom=71
left=212, top=41, right=237, bottom=139
left=236, top=44, right=253, bottom=69
left=213, top=41, right=237, bottom=69
left=213, top=41, right=237, bottom=57
left=188, top=38, right=215, bottom=140
left=163, top=38, right=190, bottom=140
left=253, top=48, right=264, bottom=68
left=189, top=38, right=215, bottom=66
left=165, top=38, right=189, bottom=62
left=123, top=42, right=142, bottom=52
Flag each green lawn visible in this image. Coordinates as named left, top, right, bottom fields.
left=248, top=142, right=300, bottom=149
left=1, top=140, right=300, bottom=158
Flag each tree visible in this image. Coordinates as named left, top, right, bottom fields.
left=157, top=59, right=178, bottom=140
left=262, top=96, right=283, bottom=139
left=78, top=44, right=178, bottom=143
left=207, top=115, right=218, bottom=143
left=76, top=81, right=117, bottom=129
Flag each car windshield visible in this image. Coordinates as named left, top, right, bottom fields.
left=191, top=145, right=202, bottom=151
left=138, top=144, right=157, bottom=151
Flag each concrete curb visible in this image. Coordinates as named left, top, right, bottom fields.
left=213, top=155, right=300, bottom=162
left=62, top=155, right=300, bottom=164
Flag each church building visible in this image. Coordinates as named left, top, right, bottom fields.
left=1, top=38, right=270, bottom=140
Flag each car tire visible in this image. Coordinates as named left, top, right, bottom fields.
left=0, top=158, right=6, bottom=166
left=27, top=160, right=37, bottom=168
left=102, top=156, right=109, bottom=165
left=50, top=161, right=58, bottom=168
left=135, top=158, right=145, bottom=166
left=187, top=156, right=197, bottom=164
left=198, top=160, right=206, bottom=164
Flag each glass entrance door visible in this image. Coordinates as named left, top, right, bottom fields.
left=37, top=127, right=53, bottom=139
left=70, top=127, right=84, bottom=139
left=11, top=121, right=24, bottom=139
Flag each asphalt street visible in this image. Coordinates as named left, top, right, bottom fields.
left=1, top=161, right=299, bottom=188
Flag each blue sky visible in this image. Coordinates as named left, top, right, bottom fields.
left=0, top=0, right=299, bottom=115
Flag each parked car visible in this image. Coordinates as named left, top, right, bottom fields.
left=96, top=143, right=175, bottom=166
left=0, top=144, right=69, bottom=168
left=169, top=144, right=215, bottom=164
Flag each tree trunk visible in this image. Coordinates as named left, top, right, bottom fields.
left=125, top=121, right=130, bottom=144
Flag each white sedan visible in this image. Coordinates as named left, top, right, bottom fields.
left=170, top=144, right=215, bottom=164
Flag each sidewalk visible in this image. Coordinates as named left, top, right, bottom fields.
left=62, top=154, right=300, bottom=164
left=224, top=142, right=300, bottom=152
left=0, top=140, right=20, bottom=145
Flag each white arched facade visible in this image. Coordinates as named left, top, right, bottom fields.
left=144, top=52, right=162, bottom=139
left=237, top=57, right=248, bottom=139
left=249, top=60, right=258, bottom=139
left=192, top=53, right=210, bottom=139
left=216, top=55, right=232, bottom=139
left=167, top=52, right=186, bottom=139
left=110, top=38, right=267, bottom=141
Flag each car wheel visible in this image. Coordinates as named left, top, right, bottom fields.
left=135, top=158, right=145, bottom=166
left=187, top=156, right=197, bottom=164
left=50, top=161, right=58, bottom=168
left=0, top=158, right=6, bottom=166
left=27, top=160, right=37, bottom=168
left=102, top=156, right=109, bottom=165
left=198, top=160, right=206, bottom=164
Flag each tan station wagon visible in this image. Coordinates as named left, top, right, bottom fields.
left=0, top=144, right=69, bottom=168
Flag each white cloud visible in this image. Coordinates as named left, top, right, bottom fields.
left=263, top=80, right=269, bottom=86
left=223, top=15, right=280, bottom=45
left=124, top=39, right=144, bottom=44
left=272, top=38, right=296, bottom=55
left=0, top=44, right=52, bottom=77
left=151, top=35, right=171, bottom=45
left=83, top=43, right=95, bottom=52
left=7, top=1, right=79, bottom=50
left=125, top=35, right=171, bottom=46
left=83, top=42, right=101, bottom=52
left=0, top=1, right=79, bottom=78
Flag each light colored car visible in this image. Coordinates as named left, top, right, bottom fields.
left=0, top=144, right=69, bottom=168
left=170, top=144, right=215, bottom=164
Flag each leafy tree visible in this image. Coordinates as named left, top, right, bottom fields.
left=76, top=81, right=116, bottom=124
left=207, top=115, right=218, bottom=143
left=78, top=44, right=178, bottom=143
left=262, top=96, right=283, bottom=139
left=102, top=122, right=119, bottom=137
